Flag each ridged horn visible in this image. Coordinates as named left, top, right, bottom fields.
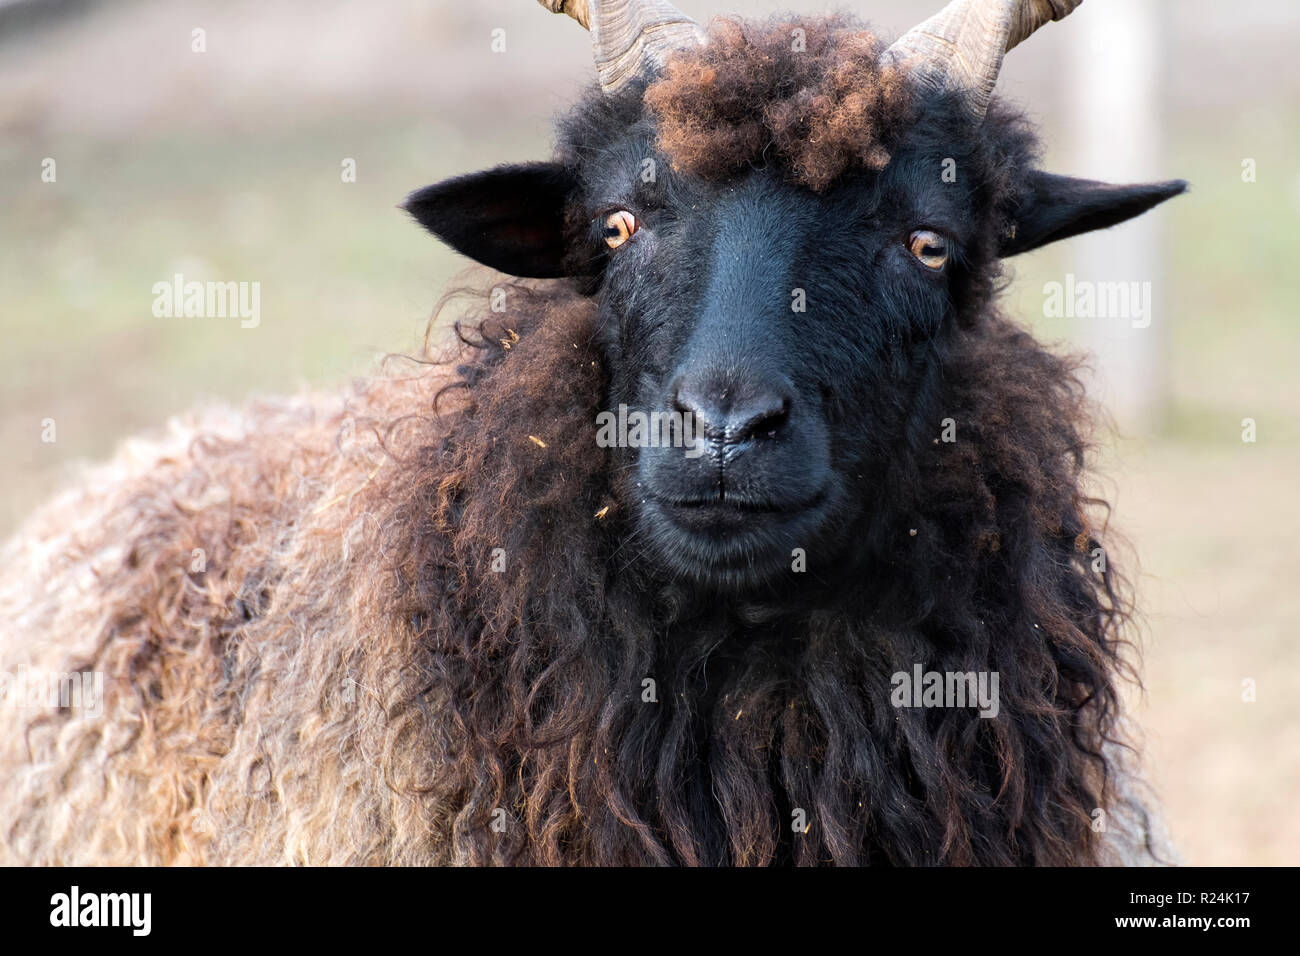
left=538, top=0, right=706, bottom=95
left=881, top=0, right=1083, bottom=118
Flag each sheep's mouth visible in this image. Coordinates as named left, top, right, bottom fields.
left=653, top=486, right=827, bottom=521
left=657, top=492, right=813, bottom=514
left=640, top=487, right=833, bottom=588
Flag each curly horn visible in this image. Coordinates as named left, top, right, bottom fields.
left=882, top=0, right=1083, bottom=119
left=538, top=0, right=706, bottom=95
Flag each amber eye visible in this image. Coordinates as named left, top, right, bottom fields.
left=908, top=230, right=949, bottom=270
left=603, top=210, right=637, bottom=249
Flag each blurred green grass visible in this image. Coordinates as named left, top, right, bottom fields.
left=1007, top=120, right=1300, bottom=446
left=0, top=116, right=542, bottom=528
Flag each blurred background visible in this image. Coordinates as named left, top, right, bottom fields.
left=0, top=0, right=1295, bottom=864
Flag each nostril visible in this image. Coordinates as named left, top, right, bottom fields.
left=670, top=385, right=693, bottom=417
left=730, top=395, right=790, bottom=443
left=672, top=381, right=727, bottom=441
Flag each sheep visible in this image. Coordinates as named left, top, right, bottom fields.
left=0, top=0, right=1184, bottom=866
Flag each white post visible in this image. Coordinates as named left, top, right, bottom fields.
left=1065, top=0, right=1167, bottom=435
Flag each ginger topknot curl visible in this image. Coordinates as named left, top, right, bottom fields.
left=644, top=16, right=916, bottom=192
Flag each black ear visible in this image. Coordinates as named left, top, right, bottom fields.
left=1000, top=171, right=1187, bottom=257
left=403, top=162, right=576, bottom=278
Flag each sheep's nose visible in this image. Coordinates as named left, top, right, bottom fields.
left=672, top=374, right=792, bottom=445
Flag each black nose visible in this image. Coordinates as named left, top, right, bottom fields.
left=672, top=373, right=792, bottom=444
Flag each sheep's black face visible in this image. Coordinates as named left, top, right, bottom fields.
left=406, top=74, right=1184, bottom=594
left=571, top=120, right=975, bottom=592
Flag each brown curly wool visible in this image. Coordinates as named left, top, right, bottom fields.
left=644, top=15, right=916, bottom=191
left=0, top=283, right=607, bottom=865
left=0, top=274, right=1173, bottom=865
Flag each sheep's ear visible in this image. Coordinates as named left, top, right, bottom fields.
left=1000, top=172, right=1187, bottom=257
left=404, top=162, right=576, bottom=278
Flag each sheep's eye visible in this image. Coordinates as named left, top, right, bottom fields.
left=603, top=210, right=637, bottom=249
left=908, top=230, right=949, bottom=270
